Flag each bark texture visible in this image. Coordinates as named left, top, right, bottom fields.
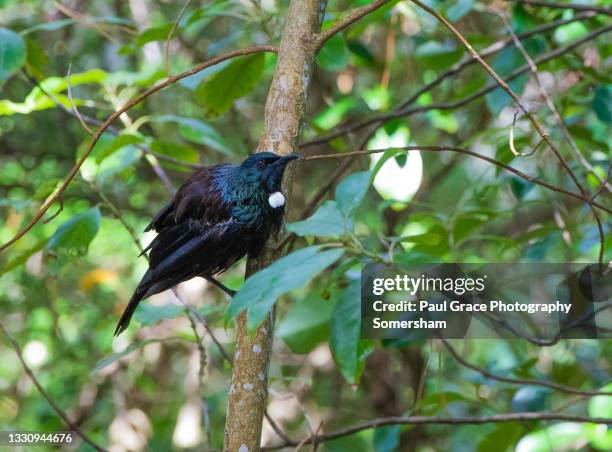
left=223, top=1, right=328, bottom=450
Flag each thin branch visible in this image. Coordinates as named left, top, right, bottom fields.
left=26, top=74, right=204, bottom=173
left=42, top=196, right=63, bottom=224
left=439, top=338, right=612, bottom=397
left=264, top=412, right=612, bottom=449
left=302, top=147, right=611, bottom=214
left=300, top=12, right=601, bottom=147
left=164, top=0, right=193, bottom=76
left=0, top=45, right=277, bottom=253
left=408, top=0, right=604, bottom=264
left=516, top=0, right=612, bottom=16
left=496, top=11, right=611, bottom=193
left=482, top=300, right=612, bottom=347
left=186, top=312, right=213, bottom=448
left=591, top=163, right=612, bottom=202
left=494, top=10, right=608, bottom=263
left=316, top=0, right=392, bottom=49
left=66, top=63, right=94, bottom=134
left=509, top=112, right=541, bottom=157
left=0, top=321, right=107, bottom=452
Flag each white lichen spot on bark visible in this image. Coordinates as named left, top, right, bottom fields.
left=243, top=383, right=254, bottom=391
left=239, top=444, right=249, bottom=452
left=257, top=372, right=265, bottom=381
left=252, top=344, right=262, bottom=353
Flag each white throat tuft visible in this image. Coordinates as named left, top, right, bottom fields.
left=268, top=191, right=285, bottom=208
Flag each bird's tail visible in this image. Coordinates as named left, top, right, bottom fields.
left=114, top=291, right=144, bottom=336
left=114, top=271, right=152, bottom=336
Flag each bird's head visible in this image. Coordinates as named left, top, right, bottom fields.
left=239, top=152, right=300, bottom=193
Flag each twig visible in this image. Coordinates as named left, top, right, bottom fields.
left=164, top=0, right=193, bottom=76
left=0, top=321, right=108, bottom=452
left=42, top=196, right=63, bottom=224
left=516, top=0, right=612, bottom=16
left=483, top=300, right=612, bottom=347
left=439, top=338, right=612, bottom=397
left=302, top=146, right=611, bottom=214
left=409, top=0, right=605, bottom=265
left=494, top=10, right=608, bottom=264
left=25, top=73, right=204, bottom=173
left=0, top=45, right=277, bottom=253
left=186, top=312, right=212, bottom=447
left=591, top=163, right=612, bottom=202
left=300, top=13, right=601, bottom=147
left=316, top=0, right=392, bottom=49
left=509, top=111, right=542, bottom=157
left=263, top=412, right=612, bottom=449
left=65, top=63, right=94, bottom=134
left=496, top=11, right=611, bottom=193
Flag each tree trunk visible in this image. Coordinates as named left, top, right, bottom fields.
left=223, top=1, right=328, bottom=451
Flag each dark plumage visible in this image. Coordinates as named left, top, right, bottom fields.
left=114, top=152, right=299, bottom=336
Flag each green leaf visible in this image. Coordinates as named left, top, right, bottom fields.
left=373, top=425, right=400, bottom=452
left=511, top=386, right=549, bottom=412
left=0, top=68, right=107, bottom=115
left=77, top=133, right=141, bottom=182
left=101, top=133, right=144, bottom=162
left=592, top=86, right=611, bottom=124
left=399, top=232, right=441, bottom=246
left=226, top=246, right=344, bottom=330
left=420, top=391, right=471, bottom=415
left=277, top=293, right=334, bottom=354
left=589, top=383, right=612, bottom=419
left=416, top=41, right=462, bottom=71
left=24, top=37, right=48, bottom=79
left=478, top=423, right=522, bottom=452
left=585, top=386, right=612, bottom=450
left=286, top=201, right=345, bottom=237
left=21, top=19, right=76, bottom=34
left=446, top=0, right=473, bottom=22
left=485, top=47, right=527, bottom=114
left=134, top=303, right=185, bottom=326
left=153, top=115, right=233, bottom=155
left=45, top=207, right=101, bottom=256
left=509, top=175, right=534, bottom=200
left=245, top=247, right=345, bottom=331
left=330, top=279, right=362, bottom=384
left=150, top=141, right=199, bottom=164
left=554, top=21, right=588, bottom=45
left=516, top=423, right=586, bottom=452
left=195, top=53, right=265, bottom=116
left=1, top=238, right=50, bottom=276
left=0, top=28, right=26, bottom=83
left=316, top=34, right=349, bottom=71
left=370, top=149, right=404, bottom=182
left=313, top=97, right=359, bottom=130
left=136, top=23, right=173, bottom=47
left=335, top=171, right=370, bottom=217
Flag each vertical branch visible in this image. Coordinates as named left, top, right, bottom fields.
left=224, top=1, right=328, bottom=450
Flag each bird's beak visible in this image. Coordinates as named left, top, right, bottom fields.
left=272, top=153, right=300, bottom=167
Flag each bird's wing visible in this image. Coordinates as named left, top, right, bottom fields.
left=142, top=218, right=241, bottom=288
left=144, top=164, right=233, bottom=233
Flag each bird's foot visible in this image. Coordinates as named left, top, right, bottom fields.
left=204, top=276, right=236, bottom=297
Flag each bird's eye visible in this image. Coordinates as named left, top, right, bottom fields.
left=257, top=160, right=266, bottom=170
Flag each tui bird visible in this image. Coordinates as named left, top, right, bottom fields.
left=114, top=152, right=299, bottom=336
